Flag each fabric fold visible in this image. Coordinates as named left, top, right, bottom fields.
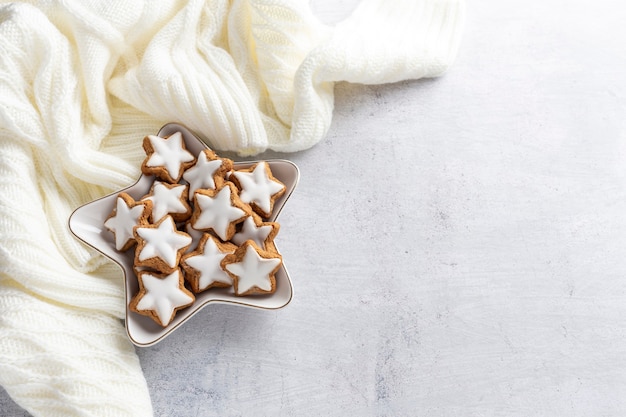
left=0, top=3, right=154, bottom=416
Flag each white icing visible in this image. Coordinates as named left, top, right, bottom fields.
left=182, top=150, right=224, bottom=195
left=184, top=236, right=234, bottom=290
left=185, top=223, right=204, bottom=253
left=232, top=162, right=284, bottom=215
left=225, top=244, right=281, bottom=294
left=104, top=196, right=146, bottom=250
left=143, top=181, right=188, bottom=222
left=193, top=186, right=247, bottom=241
left=231, top=216, right=274, bottom=248
left=135, top=269, right=193, bottom=326
left=135, top=216, right=192, bottom=268
left=145, top=132, right=194, bottom=181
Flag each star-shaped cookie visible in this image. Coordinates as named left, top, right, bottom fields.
left=183, top=149, right=233, bottom=196
left=222, top=241, right=282, bottom=296
left=230, top=161, right=286, bottom=218
left=142, top=181, right=191, bottom=223
left=135, top=215, right=192, bottom=272
left=129, top=269, right=195, bottom=327
left=104, top=192, right=152, bottom=251
left=142, top=132, right=196, bottom=183
left=181, top=234, right=237, bottom=293
left=191, top=182, right=250, bottom=241
left=231, top=214, right=279, bottom=252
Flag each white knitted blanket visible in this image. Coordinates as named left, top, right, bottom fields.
left=0, top=0, right=464, bottom=415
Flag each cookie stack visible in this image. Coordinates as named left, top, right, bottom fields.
left=103, top=132, right=285, bottom=327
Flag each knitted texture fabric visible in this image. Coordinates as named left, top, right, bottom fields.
left=0, top=0, right=464, bottom=415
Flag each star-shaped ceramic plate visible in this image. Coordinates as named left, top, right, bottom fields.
left=69, top=123, right=299, bottom=347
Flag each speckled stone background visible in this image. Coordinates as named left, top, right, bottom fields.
left=4, top=0, right=626, bottom=416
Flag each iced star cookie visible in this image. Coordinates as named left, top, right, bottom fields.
left=141, top=132, right=196, bottom=183
left=134, top=215, right=192, bottom=272
left=230, top=161, right=285, bottom=218
left=104, top=192, right=152, bottom=251
left=182, top=149, right=233, bottom=196
left=221, top=241, right=282, bottom=296
left=181, top=234, right=237, bottom=293
left=142, top=181, right=191, bottom=223
left=231, top=214, right=279, bottom=252
left=191, top=182, right=250, bottom=241
left=129, top=269, right=195, bottom=327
